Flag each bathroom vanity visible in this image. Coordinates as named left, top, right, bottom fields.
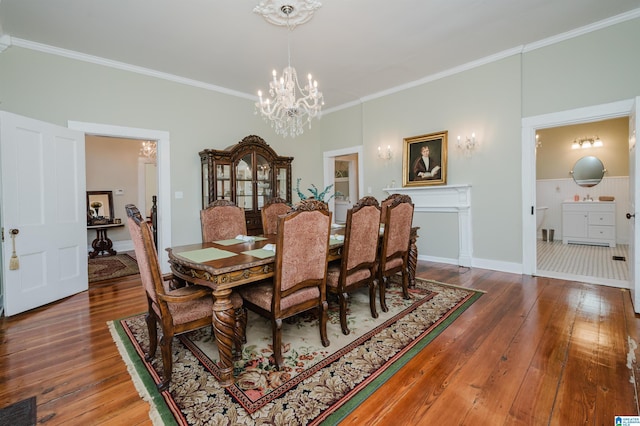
left=561, top=201, right=616, bottom=247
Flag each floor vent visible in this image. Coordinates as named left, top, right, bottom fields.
left=612, top=255, right=626, bottom=261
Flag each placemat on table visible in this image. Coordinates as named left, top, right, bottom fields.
left=178, top=247, right=237, bottom=262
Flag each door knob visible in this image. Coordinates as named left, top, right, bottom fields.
left=9, top=229, right=19, bottom=235
left=627, top=213, right=636, bottom=219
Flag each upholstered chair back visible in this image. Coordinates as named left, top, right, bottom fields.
left=200, top=199, right=247, bottom=242
left=344, top=197, right=381, bottom=275
left=127, top=205, right=164, bottom=307
left=261, top=197, right=292, bottom=235
left=381, top=196, right=413, bottom=271
left=276, top=200, right=331, bottom=297
left=380, top=193, right=402, bottom=224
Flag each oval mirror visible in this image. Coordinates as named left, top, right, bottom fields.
left=571, top=156, right=606, bottom=187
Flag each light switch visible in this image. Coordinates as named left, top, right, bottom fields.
left=367, top=186, right=372, bottom=194
left=175, top=191, right=183, bottom=199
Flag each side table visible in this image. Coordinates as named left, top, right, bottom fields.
left=88, top=223, right=124, bottom=258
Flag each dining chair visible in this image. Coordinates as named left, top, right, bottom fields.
left=126, top=204, right=246, bottom=390
left=380, top=193, right=402, bottom=224
left=378, top=194, right=414, bottom=312
left=238, top=199, right=332, bottom=369
left=260, top=197, right=292, bottom=235
left=200, top=199, right=248, bottom=242
left=326, top=196, right=381, bottom=335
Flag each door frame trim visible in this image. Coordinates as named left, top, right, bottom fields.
left=68, top=121, right=172, bottom=273
left=521, top=99, right=634, bottom=278
left=323, top=145, right=364, bottom=216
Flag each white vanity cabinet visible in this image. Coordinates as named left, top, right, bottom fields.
left=561, top=202, right=616, bottom=247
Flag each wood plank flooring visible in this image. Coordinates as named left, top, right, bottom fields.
left=1, top=262, right=638, bottom=425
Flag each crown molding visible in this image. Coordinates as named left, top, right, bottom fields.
left=6, top=7, right=640, bottom=112
left=523, top=7, right=640, bottom=53
left=9, top=37, right=255, bottom=101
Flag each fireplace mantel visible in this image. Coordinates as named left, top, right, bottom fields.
left=384, top=184, right=472, bottom=266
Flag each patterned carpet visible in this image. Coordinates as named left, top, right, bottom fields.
left=88, top=254, right=139, bottom=283
left=109, top=278, right=482, bottom=425
left=537, top=240, right=629, bottom=283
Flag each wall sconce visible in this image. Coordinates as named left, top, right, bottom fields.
left=377, top=145, right=392, bottom=160
left=535, top=134, right=542, bottom=149
left=457, top=133, right=477, bottom=152
left=571, top=136, right=603, bottom=149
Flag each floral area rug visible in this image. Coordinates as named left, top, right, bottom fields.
left=88, top=253, right=139, bottom=283
left=108, top=278, right=482, bottom=425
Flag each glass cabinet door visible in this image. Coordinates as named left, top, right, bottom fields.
left=215, top=164, right=231, bottom=201
left=202, top=161, right=210, bottom=207
left=256, top=154, right=271, bottom=209
left=236, top=154, right=253, bottom=211
left=276, top=166, right=288, bottom=201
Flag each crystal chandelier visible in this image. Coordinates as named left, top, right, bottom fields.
left=140, top=140, right=157, bottom=161
left=254, top=1, right=324, bottom=138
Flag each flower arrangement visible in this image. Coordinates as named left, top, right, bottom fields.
left=90, top=201, right=103, bottom=217
left=295, top=178, right=335, bottom=202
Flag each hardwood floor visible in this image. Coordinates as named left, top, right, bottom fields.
left=1, top=262, right=639, bottom=425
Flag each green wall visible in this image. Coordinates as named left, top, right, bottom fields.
left=1, top=15, right=639, bottom=270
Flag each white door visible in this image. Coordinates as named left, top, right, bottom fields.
left=629, top=98, right=640, bottom=312
left=1, top=111, right=87, bottom=316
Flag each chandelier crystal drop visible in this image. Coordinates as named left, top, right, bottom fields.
left=254, top=2, right=324, bottom=138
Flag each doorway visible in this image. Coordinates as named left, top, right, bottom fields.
left=333, top=155, right=358, bottom=223
left=323, top=146, right=364, bottom=220
left=534, top=118, right=630, bottom=287
left=69, top=121, right=173, bottom=273
left=522, top=99, right=635, bottom=287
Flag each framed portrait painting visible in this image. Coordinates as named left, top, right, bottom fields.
left=402, top=131, right=448, bottom=187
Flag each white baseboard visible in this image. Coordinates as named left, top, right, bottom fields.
left=419, top=254, right=523, bottom=275
left=536, top=269, right=630, bottom=289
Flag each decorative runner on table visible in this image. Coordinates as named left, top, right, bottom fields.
left=109, top=277, right=483, bottom=425
left=176, top=247, right=237, bottom=262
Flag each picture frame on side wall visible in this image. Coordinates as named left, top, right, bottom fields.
left=403, top=131, right=448, bottom=187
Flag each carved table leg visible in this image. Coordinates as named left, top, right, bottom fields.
left=212, top=288, right=235, bottom=387
left=89, top=228, right=117, bottom=258
left=408, top=227, right=420, bottom=288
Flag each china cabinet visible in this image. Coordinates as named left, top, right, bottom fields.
left=200, top=135, right=293, bottom=234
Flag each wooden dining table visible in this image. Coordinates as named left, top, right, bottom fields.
left=166, top=225, right=419, bottom=387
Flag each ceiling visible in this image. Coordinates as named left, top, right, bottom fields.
left=2, top=1, right=640, bottom=112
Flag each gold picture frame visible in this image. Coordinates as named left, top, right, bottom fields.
left=403, top=131, right=448, bottom=187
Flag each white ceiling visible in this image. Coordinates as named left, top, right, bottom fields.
left=1, top=1, right=640, bottom=112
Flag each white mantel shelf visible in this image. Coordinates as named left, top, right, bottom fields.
left=384, top=184, right=472, bottom=267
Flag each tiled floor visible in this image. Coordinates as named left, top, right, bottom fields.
left=537, top=239, right=629, bottom=285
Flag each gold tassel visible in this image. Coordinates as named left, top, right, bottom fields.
left=9, top=231, right=19, bottom=270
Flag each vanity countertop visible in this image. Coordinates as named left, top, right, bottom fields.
left=562, top=200, right=614, bottom=203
